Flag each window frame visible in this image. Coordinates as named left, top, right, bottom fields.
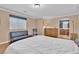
left=9, top=15, right=27, bottom=31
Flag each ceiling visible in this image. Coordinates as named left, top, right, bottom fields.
left=0, top=4, right=79, bottom=18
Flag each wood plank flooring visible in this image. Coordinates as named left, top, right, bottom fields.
left=0, top=42, right=10, bottom=54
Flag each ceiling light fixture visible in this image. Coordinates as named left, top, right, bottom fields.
left=33, top=4, right=40, bottom=8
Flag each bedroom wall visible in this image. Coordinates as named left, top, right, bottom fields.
left=43, top=18, right=58, bottom=28
left=77, top=15, right=79, bottom=36
left=27, top=17, right=44, bottom=35
left=0, top=10, right=28, bottom=43
left=58, top=15, right=78, bottom=39
left=0, top=10, right=10, bottom=43
left=36, top=19, right=44, bottom=35
left=27, top=18, right=59, bottom=35
left=57, top=15, right=78, bottom=33
left=42, top=15, right=78, bottom=33
left=27, top=17, right=37, bottom=35
left=42, top=15, right=78, bottom=39
left=27, top=15, right=78, bottom=37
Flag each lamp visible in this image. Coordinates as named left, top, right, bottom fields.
left=33, top=4, right=40, bottom=8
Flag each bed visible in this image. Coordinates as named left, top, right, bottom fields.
left=4, top=33, right=79, bottom=54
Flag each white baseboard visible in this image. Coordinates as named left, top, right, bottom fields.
left=0, top=41, right=10, bottom=45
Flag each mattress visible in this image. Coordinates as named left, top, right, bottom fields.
left=4, top=35, right=79, bottom=54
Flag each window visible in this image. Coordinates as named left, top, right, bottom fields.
left=9, top=15, right=27, bottom=30
left=60, top=20, right=69, bottom=29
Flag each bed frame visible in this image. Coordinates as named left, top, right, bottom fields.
left=10, top=31, right=28, bottom=43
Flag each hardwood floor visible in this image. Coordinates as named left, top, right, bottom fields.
left=0, top=42, right=10, bottom=54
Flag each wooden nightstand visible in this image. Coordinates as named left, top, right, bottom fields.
left=27, top=34, right=38, bottom=37
left=70, top=33, right=78, bottom=41
left=27, top=35, right=33, bottom=37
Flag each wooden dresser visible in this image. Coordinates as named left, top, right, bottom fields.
left=44, top=28, right=58, bottom=38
